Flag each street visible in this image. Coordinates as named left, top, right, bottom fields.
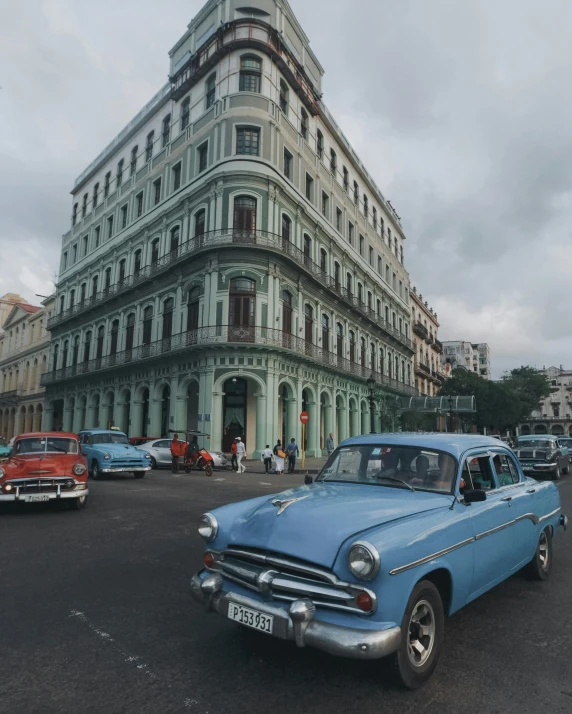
left=1, top=467, right=571, bottom=714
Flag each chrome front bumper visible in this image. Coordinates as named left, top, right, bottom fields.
left=190, top=572, right=401, bottom=660
left=0, top=488, right=89, bottom=502
left=101, top=465, right=152, bottom=473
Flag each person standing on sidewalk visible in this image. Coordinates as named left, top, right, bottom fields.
left=170, top=433, right=185, bottom=473
left=262, top=445, right=273, bottom=473
left=286, top=437, right=299, bottom=474
left=273, top=439, right=285, bottom=475
left=326, top=432, right=335, bottom=457
left=230, top=438, right=238, bottom=472
left=236, top=437, right=247, bottom=473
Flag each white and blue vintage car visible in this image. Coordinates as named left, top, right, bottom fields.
left=78, top=429, right=152, bottom=479
left=191, top=434, right=567, bottom=688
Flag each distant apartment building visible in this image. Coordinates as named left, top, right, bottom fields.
left=520, top=366, right=572, bottom=437
left=441, top=341, right=491, bottom=380
left=0, top=296, right=55, bottom=439
left=410, top=288, right=446, bottom=396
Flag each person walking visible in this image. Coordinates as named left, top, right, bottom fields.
left=326, top=432, right=335, bottom=457
left=170, top=433, right=185, bottom=473
left=236, top=437, right=247, bottom=473
left=273, top=439, right=285, bottom=475
left=230, top=438, right=238, bottom=472
left=286, top=437, right=299, bottom=474
left=262, top=445, right=273, bottom=473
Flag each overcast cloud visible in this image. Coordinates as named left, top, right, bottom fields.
left=1, top=0, right=571, bottom=377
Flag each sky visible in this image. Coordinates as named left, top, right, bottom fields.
left=1, top=0, right=571, bottom=378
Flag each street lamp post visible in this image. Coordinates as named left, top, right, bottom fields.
left=367, top=375, right=376, bottom=434
left=448, top=396, right=454, bottom=433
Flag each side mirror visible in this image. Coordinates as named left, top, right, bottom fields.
left=464, top=489, right=487, bottom=504
left=304, top=475, right=313, bottom=485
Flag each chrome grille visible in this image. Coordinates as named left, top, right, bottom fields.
left=6, top=478, right=74, bottom=493
left=206, top=547, right=376, bottom=615
left=110, top=459, right=143, bottom=467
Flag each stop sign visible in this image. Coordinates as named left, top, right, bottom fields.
left=300, top=411, right=309, bottom=424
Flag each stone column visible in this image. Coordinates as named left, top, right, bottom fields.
left=72, top=403, right=84, bottom=434
left=210, top=386, right=223, bottom=453
left=150, top=394, right=163, bottom=437
left=306, top=398, right=319, bottom=456
left=131, top=400, right=144, bottom=437
left=286, top=397, right=298, bottom=444
left=255, top=392, right=267, bottom=458
left=350, top=406, right=359, bottom=437
left=42, top=407, right=54, bottom=432
left=97, top=394, right=107, bottom=430
left=63, top=404, right=74, bottom=433
left=322, top=403, right=333, bottom=454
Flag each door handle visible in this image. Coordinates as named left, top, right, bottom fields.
left=526, top=488, right=536, bottom=494
left=501, top=496, right=512, bottom=502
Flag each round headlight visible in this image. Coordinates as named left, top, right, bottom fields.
left=104, top=453, right=110, bottom=460
left=2, top=482, right=13, bottom=493
left=198, top=513, right=218, bottom=543
left=73, top=464, right=86, bottom=476
left=348, top=541, right=380, bottom=580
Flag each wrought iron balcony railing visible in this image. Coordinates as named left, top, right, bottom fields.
left=41, top=325, right=417, bottom=396
left=0, top=389, right=21, bottom=405
left=48, top=229, right=414, bottom=353
left=413, top=322, right=428, bottom=340
left=433, top=339, right=443, bottom=354
left=415, top=362, right=431, bottom=376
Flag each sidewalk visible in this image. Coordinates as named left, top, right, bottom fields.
left=235, top=456, right=328, bottom=475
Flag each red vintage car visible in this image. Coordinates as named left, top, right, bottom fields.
left=0, top=432, right=88, bottom=510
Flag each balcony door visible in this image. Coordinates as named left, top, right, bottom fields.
left=304, top=304, right=313, bottom=355
left=282, top=290, right=293, bottom=348
left=187, top=288, right=200, bottom=337
left=229, top=278, right=255, bottom=342
left=233, top=196, right=256, bottom=242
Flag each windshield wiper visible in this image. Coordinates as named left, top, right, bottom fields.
left=47, top=445, right=67, bottom=453
left=374, top=475, right=416, bottom=492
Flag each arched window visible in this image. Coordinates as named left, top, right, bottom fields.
left=379, top=349, right=385, bottom=375
left=92, top=275, right=99, bottom=297
left=72, top=336, right=79, bottom=366
left=53, top=344, right=59, bottom=373
left=83, top=331, right=92, bottom=363
left=104, top=267, right=112, bottom=292
left=162, top=298, right=174, bottom=341
left=357, top=283, right=363, bottom=304
left=187, top=288, right=200, bottom=332
left=300, top=108, right=308, bottom=140
left=134, top=250, right=142, bottom=275
left=279, top=79, right=289, bottom=115
left=282, top=290, right=293, bottom=334
left=304, top=304, right=313, bottom=344
left=320, top=248, right=327, bottom=273
left=110, top=319, right=120, bottom=356
left=281, top=214, right=292, bottom=246
left=194, top=210, right=206, bottom=239
left=349, top=331, right=355, bottom=362
left=59, top=295, right=65, bottom=314
left=370, top=343, right=375, bottom=371
left=181, top=97, right=190, bottom=131
left=96, top=326, right=105, bottom=361
left=80, top=283, right=86, bottom=304
left=360, top=338, right=366, bottom=367
left=303, top=234, right=311, bottom=266
left=142, top=306, right=153, bottom=346
left=321, top=314, right=330, bottom=349
left=162, top=114, right=171, bottom=147
left=118, top=259, right=126, bottom=285
left=229, top=279, right=256, bottom=338
left=346, top=272, right=353, bottom=298
left=240, top=55, right=262, bottom=93
left=62, top=340, right=69, bottom=369
left=336, top=323, right=343, bottom=357
left=233, top=196, right=256, bottom=235
left=117, top=159, right=124, bottom=187
left=125, top=314, right=136, bottom=353
left=151, top=238, right=160, bottom=266
left=334, top=261, right=341, bottom=289
left=170, top=226, right=180, bottom=257
left=205, top=74, right=216, bottom=108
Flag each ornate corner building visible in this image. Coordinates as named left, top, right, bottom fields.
left=0, top=296, right=55, bottom=439
left=43, top=0, right=416, bottom=456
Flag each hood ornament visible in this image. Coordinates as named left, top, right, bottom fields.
left=272, top=495, right=310, bottom=515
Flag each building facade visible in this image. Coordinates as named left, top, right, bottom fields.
left=442, top=341, right=491, bottom=380
left=0, top=297, right=55, bottom=439
left=519, top=366, right=572, bottom=437
left=410, top=287, right=446, bottom=396
left=43, top=0, right=416, bottom=456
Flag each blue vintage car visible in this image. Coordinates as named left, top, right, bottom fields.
left=78, top=429, right=152, bottom=479
left=190, top=434, right=567, bottom=688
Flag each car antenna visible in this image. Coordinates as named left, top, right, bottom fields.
left=449, top=493, right=457, bottom=510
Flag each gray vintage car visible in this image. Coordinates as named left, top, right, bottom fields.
left=513, top=436, right=570, bottom=480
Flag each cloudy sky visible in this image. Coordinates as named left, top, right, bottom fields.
left=1, top=0, right=571, bottom=377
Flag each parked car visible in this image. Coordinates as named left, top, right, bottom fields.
left=78, top=429, right=152, bottom=479
left=128, top=436, right=160, bottom=447
left=0, top=432, right=88, bottom=509
left=514, top=435, right=570, bottom=479
left=0, top=442, right=11, bottom=460
left=191, top=433, right=566, bottom=689
left=137, top=439, right=228, bottom=470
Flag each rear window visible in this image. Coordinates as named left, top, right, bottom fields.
left=16, top=437, right=78, bottom=454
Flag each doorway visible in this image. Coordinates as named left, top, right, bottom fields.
left=223, top=378, right=247, bottom=451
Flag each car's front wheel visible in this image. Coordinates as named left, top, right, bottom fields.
left=526, top=527, right=552, bottom=581
left=388, top=579, right=444, bottom=690
left=149, top=456, right=157, bottom=470
left=91, top=461, right=101, bottom=480
left=553, top=465, right=562, bottom=481
left=68, top=495, right=87, bottom=510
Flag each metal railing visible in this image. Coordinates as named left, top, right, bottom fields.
left=413, top=322, right=428, bottom=339
left=48, top=229, right=414, bottom=352
left=434, top=339, right=443, bottom=354
left=415, top=362, right=431, bottom=376
left=41, top=325, right=417, bottom=396
left=0, top=390, right=21, bottom=405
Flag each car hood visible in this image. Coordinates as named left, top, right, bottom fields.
left=95, top=444, right=145, bottom=459
left=1, top=454, right=77, bottom=479
left=223, top=482, right=449, bottom=568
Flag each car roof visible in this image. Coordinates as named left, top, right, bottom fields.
left=518, top=434, right=556, bottom=439
left=16, top=432, right=78, bottom=440
left=341, top=432, right=509, bottom=459
left=79, top=429, right=126, bottom=434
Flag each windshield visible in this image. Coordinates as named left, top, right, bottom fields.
left=91, top=433, right=129, bottom=445
left=317, top=444, right=458, bottom=494
left=16, top=437, right=78, bottom=454
left=517, top=439, right=554, bottom=449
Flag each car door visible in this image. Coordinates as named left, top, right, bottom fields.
left=464, top=451, right=526, bottom=600
left=153, top=440, right=172, bottom=465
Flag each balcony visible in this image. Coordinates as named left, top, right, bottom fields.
left=415, top=362, right=431, bottom=377
left=41, top=325, right=417, bottom=397
left=170, top=19, right=320, bottom=116
left=0, top=389, right=21, bottom=406
left=433, top=339, right=443, bottom=354
left=413, top=322, right=428, bottom=340
left=49, top=229, right=414, bottom=353
left=433, top=371, right=446, bottom=384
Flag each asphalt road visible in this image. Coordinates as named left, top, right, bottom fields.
left=1, top=467, right=571, bottom=714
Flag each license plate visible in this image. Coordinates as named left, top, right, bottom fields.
left=523, top=466, right=534, bottom=471
left=24, top=494, right=50, bottom=503
left=227, top=603, right=273, bottom=634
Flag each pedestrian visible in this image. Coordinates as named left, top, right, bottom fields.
left=236, top=436, right=247, bottom=473
left=273, top=439, right=285, bottom=475
left=326, top=432, right=335, bottom=457
left=286, top=437, right=299, bottom=474
left=262, top=445, right=273, bottom=473
left=170, top=433, right=185, bottom=473
left=230, top=438, right=238, bottom=472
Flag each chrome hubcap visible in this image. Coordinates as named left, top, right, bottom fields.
left=407, top=599, right=435, bottom=668
left=538, top=532, right=549, bottom=570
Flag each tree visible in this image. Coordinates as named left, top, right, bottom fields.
left=501, top=367, right=551, bottom=421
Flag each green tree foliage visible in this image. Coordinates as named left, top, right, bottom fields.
left=501, top=366, right=551, bottom=421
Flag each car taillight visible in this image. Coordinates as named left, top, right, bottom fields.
left=356, top=592, right=374, bottom=612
